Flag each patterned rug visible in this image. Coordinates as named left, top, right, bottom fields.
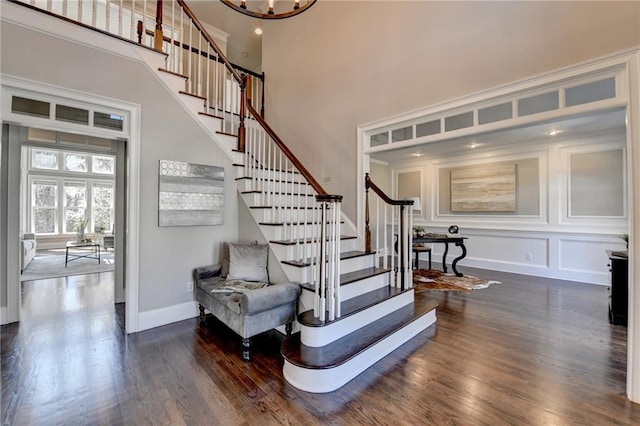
left=413, top=268, right=500, bottom=293
left=21, top=250, right=115, bottom=281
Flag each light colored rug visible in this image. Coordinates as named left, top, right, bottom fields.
left=21, top=250, right=115, bottom=281
left=413, top=268, right=500, bottom=293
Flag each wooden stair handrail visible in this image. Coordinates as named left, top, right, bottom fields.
left=143, top=28, right=264, bottom=79
left=365, top=173, right=414, bottom=206
left=365, top=173, right=413, bottom=290
left=245, top=101, right=340, bottom=199
left=176, top=0, right=243, bottom=84
left=178, top=0, right=340, bottom=203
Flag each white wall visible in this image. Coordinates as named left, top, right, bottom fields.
left=0, top=18, right=238, bottom=318
left=261, top=1, right=640, bottom=223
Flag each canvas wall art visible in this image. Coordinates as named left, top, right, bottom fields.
left=451, top=163, right=516, bottom=212
left=158, top=160, right=224, bottom=226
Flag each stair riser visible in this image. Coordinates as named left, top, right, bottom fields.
left=269, top=239, right=357, bottom=264
left=257, top=221, right=342, bottom=242
left=237, top=179, right=311, bottom=193
left=235, top=168, right=308, bottom=184
left=197, top=114, right=224, bottom=135
left=281, top=254, right=376, bottom=283
left=250, top=208, right=325, bottom=224
left=216, top=131, right=238, bottom=147
left=242, top=192, right=315, bottom=207
left=156, top=70, right=187, bottom=94
left=283, top=309, right=437, bottom=393
left=301, top=290, right=415, bottom=347
left=340, top=273, right=389, bottom=301
left=178, top=93, right=206, bottom=114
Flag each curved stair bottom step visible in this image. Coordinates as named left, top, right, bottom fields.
left=282, top=308, right=436, bottom=393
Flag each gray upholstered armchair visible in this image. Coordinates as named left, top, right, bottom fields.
left=193, top=242, right=301, bottom=361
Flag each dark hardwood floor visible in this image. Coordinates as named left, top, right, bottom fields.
left=2, top=267, right=638, bottom=425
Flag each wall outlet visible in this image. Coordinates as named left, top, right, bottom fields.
left=525, top=253, right=532, bottom=261
left=187, top=281, right=193, bottom=292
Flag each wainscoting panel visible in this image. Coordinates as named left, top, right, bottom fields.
left=423, top=228, right=623, bottom=285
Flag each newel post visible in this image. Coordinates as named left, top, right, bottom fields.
left=365, top=173, right=371, bottom=253
left=154, top=0, right=164, bottom=51
left=238, top=74, right=247, bottom=152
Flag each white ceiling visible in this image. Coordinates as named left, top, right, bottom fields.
left=369, top=108, right=627, bottom=164
left=188, top=1, right=263, bottom=72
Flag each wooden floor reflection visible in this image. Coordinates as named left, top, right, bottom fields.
left=2, top=267, right=638, bottom=425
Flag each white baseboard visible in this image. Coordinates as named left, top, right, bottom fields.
left=1, top=306, right=8, bottom=325
left=137, top=301, right=199, bottom=332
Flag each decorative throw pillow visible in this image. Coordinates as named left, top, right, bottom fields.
left=220, top=242, right=230, bottom=277
left=227, top=242, right=269, bottom=283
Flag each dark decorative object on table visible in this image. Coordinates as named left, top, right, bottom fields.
left=448, top=225, right=459, bottom=234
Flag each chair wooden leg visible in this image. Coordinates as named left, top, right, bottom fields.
left=286, top=322, right=293, bottom=336
left=242, top=338, right=251, bottom=362
left=198, top=304, right=205, bottom=323
left=428, top=250, right=432, bottom=269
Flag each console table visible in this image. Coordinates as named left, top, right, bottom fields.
left=396, top=234, right=469, bottom=277
left=414, top=235, right=468, bottom=277
left=65, top=241, right=101, bottom=267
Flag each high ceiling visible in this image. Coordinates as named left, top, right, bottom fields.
left=369, top=108, right=627, bottom=164
left=187, top=1, right=263, bottom=72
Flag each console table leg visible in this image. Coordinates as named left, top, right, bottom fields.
left=442, top=243, right=449, bottom=273
left=451, top=242, right=467, bottom=277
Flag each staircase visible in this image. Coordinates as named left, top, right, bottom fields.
left=14, top=0, right=438, bottom=393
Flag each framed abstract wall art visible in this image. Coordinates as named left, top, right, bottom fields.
left=158, top=160, right=224, bottom=226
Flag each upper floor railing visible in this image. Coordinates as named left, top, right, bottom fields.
left=15, top=0, right=344, bottom=322
left=11, top=0, right=265, bottom=123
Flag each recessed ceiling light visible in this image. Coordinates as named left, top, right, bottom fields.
left=547, top=130, right=561, bottom=136
left=468, top=142, right=482, bottom=149
left=410, top=152, right=422, bottom=157
left=254, top=28, right=263, bottom=35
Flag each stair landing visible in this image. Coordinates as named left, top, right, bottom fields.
left=282, top=293, right=438, bottom=393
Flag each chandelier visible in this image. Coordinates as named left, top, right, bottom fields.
left=221, top=0, right=317, bottom=19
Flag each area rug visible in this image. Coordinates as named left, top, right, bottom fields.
left=21, top=250, right=115, bottom=281
left=413, top=268, right=500, bottom=293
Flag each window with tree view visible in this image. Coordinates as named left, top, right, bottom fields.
left=32, top=180, right=58, bottom=234
left=27, top=147, right=115, bottom=236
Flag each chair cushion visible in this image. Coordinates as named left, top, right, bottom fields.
left=227, top=242, right=269, bottom=282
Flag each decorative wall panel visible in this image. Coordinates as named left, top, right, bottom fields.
left=158, top=160, right=224, bottom=226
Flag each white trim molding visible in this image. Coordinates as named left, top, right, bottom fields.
left=137, top=301, right=199, bottom=332
left=1, top=74, right=142, bottom=333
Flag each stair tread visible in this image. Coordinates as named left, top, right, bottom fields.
left=270, top=235, right=356, bottom=246
left=299, top=266, right=390, bottom=292
left=198, top=111, right=223, bottom=120
left=233, top=164, right=301, bottom=174
left=178, top=90, right=206, bottom=100
left=158, top=68, right=187, bottom=79
left=282, top=250, right=374, bottom=268
left=281, top=292, right=438, bottom=369
left=298, top=285, right=409, bottom=327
